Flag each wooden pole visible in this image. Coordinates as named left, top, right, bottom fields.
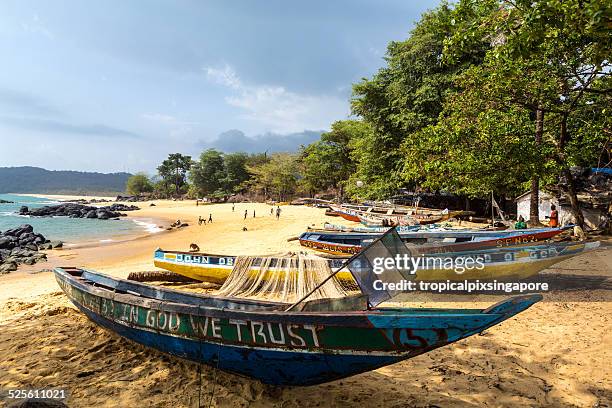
left=284, top=227, right=395, bottom=312
left=284, top=251, right=360, bottom=312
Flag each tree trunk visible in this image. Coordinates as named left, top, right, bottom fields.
left=530, top=178, right=539, bottom=224
left=560, top=167, right=585, bottom=229
left=530, top=108, right=544, bottom=224
left=557, top=116, right=585, bottom=229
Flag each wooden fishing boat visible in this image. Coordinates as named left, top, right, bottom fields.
left=153, top=249, right=353, bottom=284
left=328, top=204, right=362, bottom=222
left=357, top=212, right=462, bottom=226
left=54, top=266, right=541, bottom=385
left=331, top=204, right=466, bottom=226
left=298, top=227, right=567, bottom=255
left=406, top=240, right=600, bottom=280
left=338, top=203, right=453, bottom=216
left=318, top=222, right=429, bottom=233
left=154, top=238, right=594, bottom=283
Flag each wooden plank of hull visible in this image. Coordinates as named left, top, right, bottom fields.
left=54, top=267, right=541, bottom=386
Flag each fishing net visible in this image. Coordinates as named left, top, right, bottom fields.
left=215, top=254, right=360, bottom=303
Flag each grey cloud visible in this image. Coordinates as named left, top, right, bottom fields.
left=0, top=88, right=61, bottom=116
left=0, top=116, right=140, bottom=138
left=199, top=129, right=323, bottom=153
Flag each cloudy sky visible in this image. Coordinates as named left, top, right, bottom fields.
left=0, top=0, right=438, bottom=173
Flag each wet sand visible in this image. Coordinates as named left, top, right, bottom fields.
left=0, top=198, right=610, bottom=407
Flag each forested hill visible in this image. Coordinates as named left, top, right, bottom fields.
left=0, top=167, right=131, bottom=194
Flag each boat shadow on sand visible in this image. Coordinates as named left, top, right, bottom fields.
left=0, top=290, right=609, bottom=407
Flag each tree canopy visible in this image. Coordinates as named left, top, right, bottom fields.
left=126, top=173, right=153, bottom=196
left=157, top=153, right=192, bottom=196
left=145, top=0, right=610, bottom=226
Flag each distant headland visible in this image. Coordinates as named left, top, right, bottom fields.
left=0, top=166, right=131, bottom=195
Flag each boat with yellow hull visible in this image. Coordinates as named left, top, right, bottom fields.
left=153, top=241, right=599, bottom=285
left=153, top=250, right=354, bottom=284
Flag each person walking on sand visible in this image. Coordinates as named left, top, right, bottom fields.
left=198, top=216, right=203, bottom=226
left=270, top=207, right=274, bottom=215
left=232, top=204, right=235, bottom=212
left=208, top=214, right=213, bottom=223
left=244, top=209, right=248, bottom=220
left=253, top=210, right=256, bottom=218
left=276, top=207, right=281, bottom=220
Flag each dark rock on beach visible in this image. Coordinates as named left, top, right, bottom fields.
left=19, top=202, right=139, bottom=219
left=116, top=195, right=149, bottom=202
left=0, top=224, right=51, bottom=274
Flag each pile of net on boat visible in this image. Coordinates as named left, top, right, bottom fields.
left=215, top=253, right=359, bottom=303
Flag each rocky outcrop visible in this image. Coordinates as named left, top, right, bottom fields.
left=0, top=199, right=14, bottom=204
left=65, top=198, right=112, bottom=204
left=0, top=224, right=51, bottom=273
left=115, top=195, right=152, bottom=202
left=18, top=203, right=139, bottom=219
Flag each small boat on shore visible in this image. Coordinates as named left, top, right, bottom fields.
left=318, top=222, right=430, bottom=233
left=298, top=227, right=570, bottom=255
left=329, top=204, right=468, bottom=225
left=154, top=238, right=594, bottom=283
left=153, top=249, right=351, bottom=284
left=54, top=266, right=541, bottom=385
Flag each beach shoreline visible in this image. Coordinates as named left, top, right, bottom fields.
left=0, top=199, right=610, bottom=407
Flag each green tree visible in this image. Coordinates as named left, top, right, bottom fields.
left=222, top=152, right=251, bottom=193
left=248, top=153, right=300, bottom=201
left=125, top=173, right=153, bottom=196
left=157, top=153, right=192, bottom=197
left=189, top=149, right=225, bottom=197
left=437, top=0, right=612, bottom=227
left=350, top=1, right=494, bottom=199
left=301, top=120, right=359, bottom=201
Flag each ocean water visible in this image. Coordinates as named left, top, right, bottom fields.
left=0, top=194, right=161, bottom=244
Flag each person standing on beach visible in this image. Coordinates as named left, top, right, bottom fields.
left=232, top=204, right=235, bottom=212
left=244, top=209, right=248, bottom=220
left=208, top=214, right=213, bottom=223
left=253, top=210, right=256, bottom=218
left=198, top=216, right=203, bottom=226
left=276, top=207, right=281, bottom=219
left=270, top=207, right=274, bottom=215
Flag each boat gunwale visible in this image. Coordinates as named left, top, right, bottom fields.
left=53, top=267, right=534, bottom=325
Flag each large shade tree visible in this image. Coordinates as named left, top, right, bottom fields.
left=157, top=153, right=192, bottom=197
left=301, top=120, right=359, bottom=201
left=350, top=1, right=495, bottom=199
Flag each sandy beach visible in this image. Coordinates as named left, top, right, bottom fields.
left=1, top=197, right=610, bottom=407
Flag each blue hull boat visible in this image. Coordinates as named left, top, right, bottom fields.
left=55, top=267, right=541, bottom=386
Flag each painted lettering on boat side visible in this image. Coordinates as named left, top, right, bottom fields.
left=495, top=234, right=539, bottom=247
left=65, top=287, right=322, bottom=348
left=191, top=316, right=320, bottom=347
left=300, top=239, right=360, bottom=254
left=171, top=253, right=235, bottom=266
left=389, top=328, right=448, bottom=349
left=145, top=310, right=181, bottom=332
